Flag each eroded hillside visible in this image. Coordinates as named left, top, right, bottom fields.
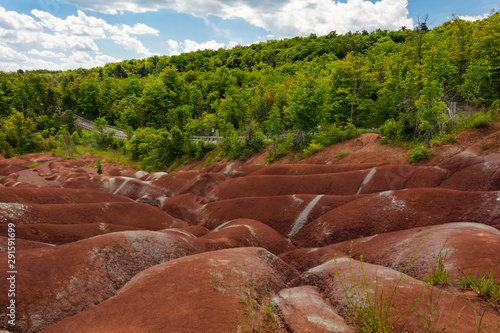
left=1, top=127, right=499, bottom=332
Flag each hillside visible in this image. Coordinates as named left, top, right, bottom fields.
left=1, top=126, right=499, bottom=332
left=1, top=12, right=500, bottom=172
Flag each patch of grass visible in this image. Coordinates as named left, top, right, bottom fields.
left=431, top=133, right=457, bottom=146
left=460, top=270, right=500, bottom=305
left=336, top=151, right=350, bottom=159
left=238, top=286, right=278, bottom=333
left=302, top=140, right=324, bottom=157
left=332, top=238, right=428, bottom=333
left=408, top=146, right=430, bottom=164
left=423, top=243, right=450, bottom=286
left=27, top=162, right=39, bottom=168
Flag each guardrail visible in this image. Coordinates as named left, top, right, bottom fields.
left=74, top=115, right=129, bottom=140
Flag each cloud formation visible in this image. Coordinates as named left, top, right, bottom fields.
left=167, top=39, right=238, bottom=55
left=0, top=6, right=159, bottom=71
left=62, top=0, right=414, bottom=36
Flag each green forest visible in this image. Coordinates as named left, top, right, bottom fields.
left=0, top=12, right=499, bottom=170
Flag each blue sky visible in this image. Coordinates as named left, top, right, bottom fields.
left=0, top=0, right=497, bottom=71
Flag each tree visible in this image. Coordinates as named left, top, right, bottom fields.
left=415, top=79, right=447, bottom=147
left=266, top=105, right=283, bottom=140
left=285, top=73, right=326, bottom=132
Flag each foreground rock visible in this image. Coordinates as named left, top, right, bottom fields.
left=41, top=248, right=298, bottom=333
left=0, top=231, right=201, bottom=332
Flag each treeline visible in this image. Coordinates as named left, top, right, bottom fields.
left=0, top=13, right=499, bottom=167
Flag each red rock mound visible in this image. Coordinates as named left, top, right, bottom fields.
left=207, top=170, right=370, bottom=201
left=292, top=188, right=500, bottom=247
left=301, top=257, right=500, bottom=332
left=1, top=223, right=141, bottom=245
left=0, top=187, right=131, bottom=204
left=0, top=201, right=184, bottom=230
left=0, top=236, right=52, bottom=251
left=328, top=222, right=500, bottom=281
left=0, top=230, right=201, bottom=332
left=199, top=219, right=295, bottom=255
left=199, top=194, right=361, bottom=236
left=41, top=247, right=298, bottom=333
left=273, top=285, right=354, bottom=332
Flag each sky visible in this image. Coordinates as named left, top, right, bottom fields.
left=0, top=0, right=497, bottom=72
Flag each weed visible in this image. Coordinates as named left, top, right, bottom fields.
left=423, top=242, right=450, bottom=286
left=332, top=240, right=428, bottom=333
left=336, top=151, right=350, bottom=159
left=27, top=162, right=39, bottom=168
left=237, top=285, right=279, bottom=333
left=96, top=158, right=103, bottom=174
left=460, top=269, right=500, bottom=306
left=408, top=146, right=431, bottom=164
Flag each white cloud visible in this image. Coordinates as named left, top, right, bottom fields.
left=0, top=44, right=28, bottom=62
left=111, top=35, right=156, bottom=56
left=459, top=13, right=489, bottom=22
left=122, top=23, right=160, bottom=35
left=0, top=6, right=41, bottom=31
left=0, top=7, right=44, bottom=47
left=0, top=6, right=159, bottom=71
left=28, top=49, right=66, bottom=58
left=167, top=39, right=237, bottom=55
left=62, top=0, right=414, bottom=37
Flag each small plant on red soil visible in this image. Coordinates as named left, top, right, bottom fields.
left=336, top=151, right=350, bottom=159
left=96, top=158, right=103, bottom=174
left=237, top=285, right=279, bottom=333
left=333, top=237, right=428, bottom=333
left=423, top=243, right=450, bottom=286
left=460, top=269, right=500, bottom=306
left=407, top=146, right=430, bottom=164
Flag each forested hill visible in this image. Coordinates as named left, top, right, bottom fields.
left=0, top=13, right=499, bottom=168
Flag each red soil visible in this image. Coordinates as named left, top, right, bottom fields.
left=0, top=125, right=499, bottom=332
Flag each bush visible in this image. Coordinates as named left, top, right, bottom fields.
left=302, top=140, right=324, bottom=157
left=431, top=133, right=457, bottom=146
left=407, top=146, right=429, bottom=164
left=96, top=158, right=103, bottom=174
left=265, top=134, right=295, bottom=164
left=336, top=151, right=350, bottom=159
left=380, top=118, right=402, bottom=144
left=465, top=112, right=492, bottom=129
left=317, top=124, right=343, bottom=146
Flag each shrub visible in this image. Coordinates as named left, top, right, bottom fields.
left=302, top=140, right=324, bottom=157
left=380, top=118, right=402, bottom=144
left=96, top=158, right=103, bottom=174
left=407, top=146, right=429, bottom=164
left=336, top=151, right=350, bottom=159
left=460, top=270, right=500, bottom=304
left=423, top=245, right=450, bottom=286
left=466, top=112, right=492, bottom=129
left=431, top=133, right=457, bottom=146
left=265, top=134, right=295, bottom=164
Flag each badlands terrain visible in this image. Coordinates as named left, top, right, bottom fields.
left=1, top=125, right=500, bottom=332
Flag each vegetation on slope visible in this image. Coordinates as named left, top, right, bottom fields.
left=0, top=12, right=499, bottom=169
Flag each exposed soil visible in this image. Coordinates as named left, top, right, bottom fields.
left=1, top=125, right=499, bottom=332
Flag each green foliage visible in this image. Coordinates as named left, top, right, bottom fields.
left=380, top=119, right=402, bottom=144
left=407, top=146, right=430, bottom=164
left=265, top=133, right=295, bottom=164
left=431, top=133, right=457, bottom=146
left=2, top=13, right=500, bottom=167
left=423, top=245, right=450, bottom=286
left=465, top=111, right=493, bottom=129
left=460, top=270, right=500, bottom=304
left=336, top=151, right=350, bottom=159
left=302, top=140, right=324, bottom=157
left=96, top=158, right=103, bottom=174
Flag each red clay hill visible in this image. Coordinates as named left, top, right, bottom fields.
left=1, top=124, right=500, bottom=332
